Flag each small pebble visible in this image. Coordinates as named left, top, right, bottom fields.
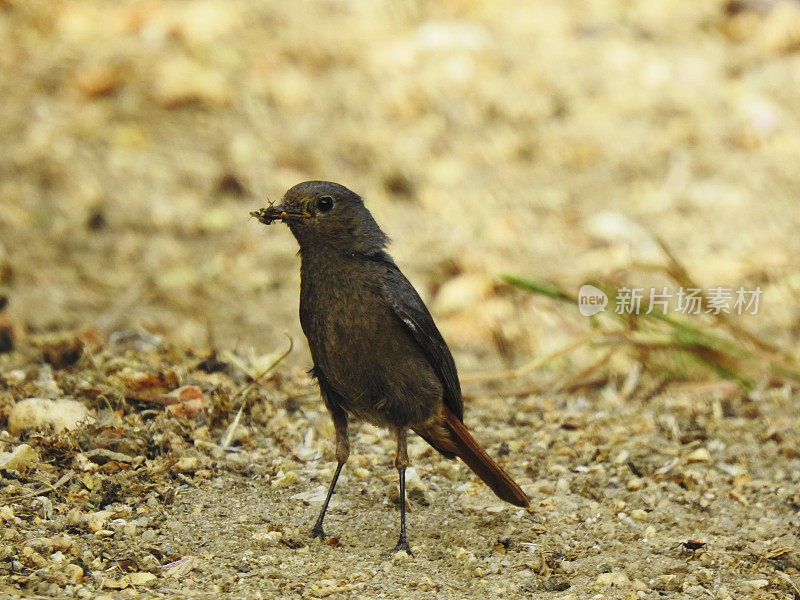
left=174, top=457, right=201, bottom=472
left=128, top=572, right=157, bottom=585
left=687, top=448, right=711, bottom=463
left=542, top=579, right=571, bottom=591
left=64, top=564, right=84, bottom=583
left=352, top=467, right=371, bottom=479
left=596, top=572, right=630, bottom=586
left=0, top=444, right=40, bottom=471
left=94, top=530, right=115, bottom=539
left=67, top=508, right=83, bottom=526
left=7, top=398, right=92, bottom=435
left=85, top=511, right=112, bottom=533
left=140, top=529, right=157, bottom=542
left=271, top=471, right=299, bottom=487
left=252, top=530, right=283, bottom=547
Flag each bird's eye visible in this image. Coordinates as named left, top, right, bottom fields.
left=317, top=196, right=334, bottom=213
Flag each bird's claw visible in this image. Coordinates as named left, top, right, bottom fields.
left=382, top=536, right=413, bottom=558
left=311, top=524, right=326, bottom=540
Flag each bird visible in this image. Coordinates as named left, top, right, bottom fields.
left=251, top=181, right=529, bottom=555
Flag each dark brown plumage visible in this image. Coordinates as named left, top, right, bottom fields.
left=251, top=181, right=529, bottom=554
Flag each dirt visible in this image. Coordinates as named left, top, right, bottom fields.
left=1, top=0, right=800, bottom=598
left=1, top=336, right=798, bottom=599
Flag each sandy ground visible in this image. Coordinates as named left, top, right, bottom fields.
left=1, top=0, right=800, bottom=598
left=1, top=338, right=798, bottom=599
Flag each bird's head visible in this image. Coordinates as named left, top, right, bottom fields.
left=251, top=181, right=388, bottom=256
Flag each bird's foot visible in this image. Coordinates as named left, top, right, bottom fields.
left=311, top=523, right=327, bottom=540
left=382, top=536, right=414, bottom=558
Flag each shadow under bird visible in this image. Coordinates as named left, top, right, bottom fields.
left=251, top=181, right=529, bottom=555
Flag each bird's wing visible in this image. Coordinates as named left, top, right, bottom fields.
left=378, top=258, right=464, bottom=421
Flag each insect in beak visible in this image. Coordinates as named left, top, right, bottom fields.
left=251, top=202, right=311, bottom=224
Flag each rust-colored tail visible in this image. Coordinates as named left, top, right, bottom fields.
left=413, top=407, right=530, bottom=508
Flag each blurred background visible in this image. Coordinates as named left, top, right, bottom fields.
left=2, top=0, right=799, bottom=375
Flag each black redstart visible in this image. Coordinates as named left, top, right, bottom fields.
left=252, top=181, right=529, bottom=554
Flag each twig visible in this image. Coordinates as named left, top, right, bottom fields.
left=776, top=571, right=800, bottom=598
left=639, top=377, right=669, bottom=402
left=223, top=334, right=293, bottom=387
left=461, top=331, right=601, bottom=384
left=669, top=380, right=740, bottom=396
left=552, top=348, right=616, bottom=392
left=620, top=361, right=642, bottom=399
left=220, top=334, right=293, bottom=448
left=1, top=470, right=75, bottom=505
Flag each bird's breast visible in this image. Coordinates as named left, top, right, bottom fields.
left=298, top=255, right=442, bottom=426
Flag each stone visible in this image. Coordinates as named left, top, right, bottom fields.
left=8, top=398, right=92, bottom=436
left=0, top=444, right=39, bottom=471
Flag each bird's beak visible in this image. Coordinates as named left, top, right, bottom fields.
left=250, top=203, right=311, bottom=224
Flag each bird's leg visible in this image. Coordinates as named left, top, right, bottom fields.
left=385, top=427, right=413, bottom=556
left=311, top=409, right=349, bottom=540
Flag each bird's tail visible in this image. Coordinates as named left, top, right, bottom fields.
left=412, top=406, right=530, bottom=508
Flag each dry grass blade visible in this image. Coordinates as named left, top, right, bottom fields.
left=655, top=236, right=781, bottom=355
left=502, top=267, right=800, bottom=391
left=501, top=275, right=576, bottom=303
left=219, top=334, right=293, bottom=448
left=775, top=572, right=800, bottom=598
left=461, top=331, right=601, bottom=384
left=223, top=334, right=294, bottom=384
left=551, top=348, right=616, bottom=393
left=669, top=380, right=740, bottom=396
left=1, top=470, right=75, bottom=505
